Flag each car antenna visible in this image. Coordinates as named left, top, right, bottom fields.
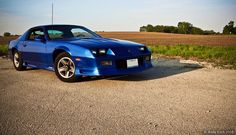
left=52, top=0, right=54, bottom=25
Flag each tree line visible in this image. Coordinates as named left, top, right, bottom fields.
left=2, top=21, right=236, bottom=36
left=223, top=21, right=236, bottom=34
left=140, top=21, right=236, bottom=35
left=1, top=32, right=19, bottom=37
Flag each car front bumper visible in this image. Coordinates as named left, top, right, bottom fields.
left=73, top=55, right=153, bottom=76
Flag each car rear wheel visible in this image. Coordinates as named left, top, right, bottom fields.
left=55, top=52, right=78, bottom=82
left=13, top=50, right=26, bottom=71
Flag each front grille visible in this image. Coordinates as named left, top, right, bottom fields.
left=116, top=57, right=144, bottom=69
left=138, top=57, right=144, bottom=66
left=116, top=60, right=127, bottom=69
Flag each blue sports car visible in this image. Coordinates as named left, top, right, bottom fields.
left=8, top=25, right=152, bottom=82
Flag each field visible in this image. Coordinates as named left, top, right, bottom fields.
left=98, top=32, right=236, bottom=46
left=1, top=32, right=236, bottom=46
left=0, top=36, right=18, bottom=45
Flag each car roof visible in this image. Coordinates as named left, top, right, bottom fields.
left=31, top=24, right=84, bottom=29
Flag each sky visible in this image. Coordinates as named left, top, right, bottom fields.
left=0, top=0, right=236, bottom=35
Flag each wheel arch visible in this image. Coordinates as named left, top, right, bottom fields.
left=10, top=47, right=18, bottom=60
left=12, top=47, right=17, bottom=54
left=52, top=47, right=71, bottom=62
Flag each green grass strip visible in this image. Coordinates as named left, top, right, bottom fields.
left=0, top=44, right=8, bottom=56
left=148, top=44, right=236, bottom=69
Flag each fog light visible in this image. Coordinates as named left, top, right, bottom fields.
left=101, top=60, right=112, bottom=66
left=145, top=56, right=151, bottom=61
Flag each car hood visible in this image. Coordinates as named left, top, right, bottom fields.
left=65, top=38, right=143, bottom=49
left=58, top=38, right=146, bottom=57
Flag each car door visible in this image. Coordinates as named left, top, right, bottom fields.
left=22, top=28, right=47, bottom=68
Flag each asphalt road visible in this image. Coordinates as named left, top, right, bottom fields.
left=0, top=58, right=235, bottom=135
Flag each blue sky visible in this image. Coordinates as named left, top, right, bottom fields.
left=0, top=0, right=236, bottom=35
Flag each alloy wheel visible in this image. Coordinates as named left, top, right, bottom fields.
left=14, top=52, right=20, bottom=68
left=57, top=57, right=75, bottom=79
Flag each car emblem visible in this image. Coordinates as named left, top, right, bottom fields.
left=128, top=50, right=131, bottom=53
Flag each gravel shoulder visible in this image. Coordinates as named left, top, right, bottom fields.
left=0, top=58, right=235, bottom=135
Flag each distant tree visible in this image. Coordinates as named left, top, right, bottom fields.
left=3, top=32, right=11, bottom=37
left=153, top=25, right=178, bottom=33
left=228, top=21, right=234, bottom=33
left=223, top=25, right=230, bottom=34
left=191, top=27, right=204, bottom=35
left=178, top=22, right=193, bottom=34
left=154, top=25, right=164, bottom=32
left=223, top=21, right=235, bottom=34
left=234, top=27, right=236, bottom=34
left=140, top=22, right=218, bottom=35
left=203, top=30, right=216, bottom=35
left=170, top=26, right=178, bottom=33
left=164, top=26, right=178, bottom=33
left=163, top=27, right=171, bottom=33
left=146, top=24, right=154, bottom=32
left=140, top=26, right=147, bottom=32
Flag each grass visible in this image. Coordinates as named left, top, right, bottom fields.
left=149, top=45, right=236, bottom=69
left=0, top=44, right=8, bottom=56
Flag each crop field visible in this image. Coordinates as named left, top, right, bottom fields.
left=98, top=32, right=236, bottom=46
left=0, top=36, right=18, bottom=45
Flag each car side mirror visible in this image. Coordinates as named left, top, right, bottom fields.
left=34, top=35, right=46, bottom=43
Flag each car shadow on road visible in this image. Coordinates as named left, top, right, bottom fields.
left=106, top=58, right=202, bottom=81
left=78, top=58, right=202, bottom=82
left=18, top=58, right=202, bottom=82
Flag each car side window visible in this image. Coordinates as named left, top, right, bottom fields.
left=48, top=30, right=64, bottom=39
left=71, top=28, right=94, bottom=38
left=28, top=29, right=44, bottom=40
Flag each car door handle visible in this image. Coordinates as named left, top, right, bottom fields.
left=23, top=44, right=27, bottom=47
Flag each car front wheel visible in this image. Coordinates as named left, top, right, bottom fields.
left=13, top=50, right=26, bottom=71
left=54, top=52, right=77, bottom=82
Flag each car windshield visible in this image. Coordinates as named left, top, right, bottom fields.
left=46, top=25, right=100, bottom=40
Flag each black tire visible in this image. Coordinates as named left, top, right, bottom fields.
left=13, top=50, right=26, bottom=71
left=54, top=52, right=78, bottom=82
